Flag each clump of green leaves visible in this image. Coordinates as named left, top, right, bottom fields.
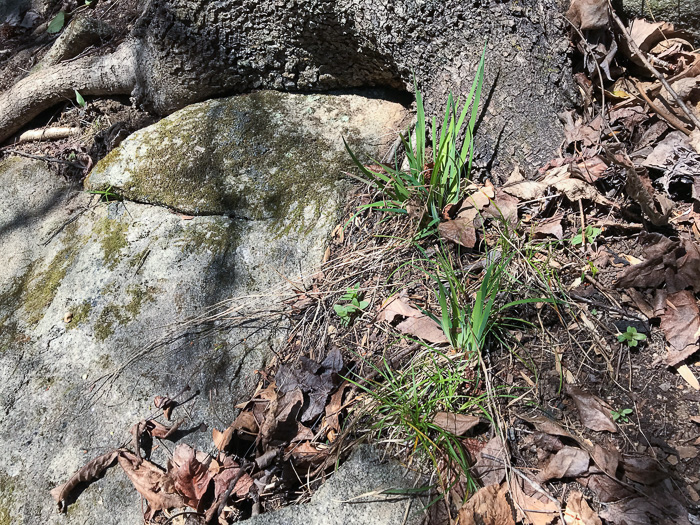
left=617, top=326, right=646, bottom=347
left=344, top=44, right=486, bottom=237
left=333, top=284, right=368, bottom=326
left=611, top=407, right=633, bottom=423
left=571, top=226, right=602, bottom=246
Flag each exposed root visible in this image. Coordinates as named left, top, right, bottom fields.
left=0, top=40, right=138, bottom=144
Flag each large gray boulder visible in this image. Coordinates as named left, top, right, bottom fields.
left=0, top=91, right=408, bottom=523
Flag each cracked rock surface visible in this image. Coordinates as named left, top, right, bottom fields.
left=0, top=90, right=408, bottom=523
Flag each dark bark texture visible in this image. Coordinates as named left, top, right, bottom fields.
left=2, top=0, right=576, bottom=173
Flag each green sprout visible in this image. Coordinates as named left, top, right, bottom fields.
left=611, top=407, right=633, bottom=423
left=571, top=226, right=602, bottom=246
left=617, top=326, right=646, bottom=347
left=75, top=90, right=86, bottom=108
left=334, top=284, right=369, bottom=326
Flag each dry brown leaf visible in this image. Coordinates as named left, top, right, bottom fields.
left=376, top=294, right=420, bottom=323
left=119, top=451, right=184, bottom=519
left=660, top=290, right=700, bottom=366
left=154, top=395, right=177, bottom=420
left=438, top=214, right=478, bottom=248
left=565, top=0, right=609, bottom=30
left=566, top=385, right=617, bottom=432
left=538, top=446, right=590, bottom=482
left=432, top=412, right=481, bottom=436
left=230, top=410, right=258, bottom=434
left=325, top=381, right=352, bottom=434
left=573, top=156, right=608, bottom=183
left=577, top=472, right=635, bottom=503
left=509, top=476, right=559, bottom=525
left=169, top=444, right=214, bottom=511
left=621, top=455, right=668, bottom=485
left=457, top=483, right=515, bottom=525
left=377, top=294, right=448, bottom=344
left=211, top=455, right=253, bottom=499
left=564, top=491, right=601, bottom=525
left=396, top=315, right=449, bottom=344
left=599, top=492, right=692, bottom=525
left=285, top=441, right=329, bottom=468
left=473, top=437, right=507, bottom=486
left=504, top=165, right=612, bottom=206
left=149, top=419, right=181, bottom=439
left=628, top=19, right=681, bottom=53
left=213, top=427, right=235, bottom=452
left=677, top=363, right=700, bottom=390
left=533, top=214, right=564, bottom=240
left=50, top=450, right=119, bottom=512
left=491, top=189, right=519, bottom=223
left=591, top=443, right=621, bottom=478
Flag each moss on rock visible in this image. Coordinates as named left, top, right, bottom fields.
left=66, top=300, right=92, bottom=330
left=94, top=284, right=159, bottom=342
left=86, top=91, right=381, bottom=235
left=93, top=216, right=129, bottom=269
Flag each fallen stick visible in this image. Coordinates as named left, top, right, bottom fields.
left=632, top=80, right=692, bottom=136
left=16, top=126, right=81, bottom=143
left=608, top=3, right=700, bottom=130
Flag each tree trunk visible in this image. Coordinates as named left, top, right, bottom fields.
left=1, top=0, right=575, bottom=174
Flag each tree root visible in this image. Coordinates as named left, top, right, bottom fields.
left=0, top=41, right=137, bottom=144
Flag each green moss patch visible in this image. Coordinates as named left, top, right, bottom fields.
left=88, top=92, right=357, bottom=235
left=66, top=300, right=92, bottom=330
left=93, top=217, right=129, bottom=269
left=94, top=284, right=159, bottom=342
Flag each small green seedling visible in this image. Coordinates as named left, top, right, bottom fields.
left=611, top=407, right=633, bottom=423
left=75, top=90, right=86, bottom=108
left=88, top=185, right=121, bottom=203
left=617, top=326, right=646, bottom=347
left=334, top=284, right=368, bottom=326
left=571, top=226, right=602, bottom=246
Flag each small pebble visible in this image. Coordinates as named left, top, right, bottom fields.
left=667, top=454, right=679, bottom=465
left=660, top=382, right=672, bottom=392
left=63, top=312, right=73, bottom=323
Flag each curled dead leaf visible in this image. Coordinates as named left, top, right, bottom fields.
left=564, top=491, right=602, bottom=525
left=119, top=450, right=184, bottom=519
left=537, top=446, right=590, bottom=482
left=659, top=290, right=700, bottom=366
left=50, top=450, right=119, bottom=512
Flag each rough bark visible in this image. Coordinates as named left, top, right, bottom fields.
left=1, top=0, right=575, bottom=173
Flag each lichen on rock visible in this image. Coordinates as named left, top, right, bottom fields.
left=86, top=90, right=409, bottom=233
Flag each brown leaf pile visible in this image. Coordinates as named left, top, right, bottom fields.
left=51, top=350, right=354, bottom=523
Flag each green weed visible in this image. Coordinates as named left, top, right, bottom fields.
left=571, top=226, right=602, bottom=246
left=351, top=345, right=488, bottom=499
left=333, top=284, right=368, bottom=326
left=344, top=45, right=486, bottom=237
left=617, top=326, right=646, bottom=347
left=88, top=185, right=122, bottom=203
left=611, top=407, right=633, bottom=423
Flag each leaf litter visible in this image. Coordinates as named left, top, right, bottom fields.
left=48, top=1, right=700, bottom=522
